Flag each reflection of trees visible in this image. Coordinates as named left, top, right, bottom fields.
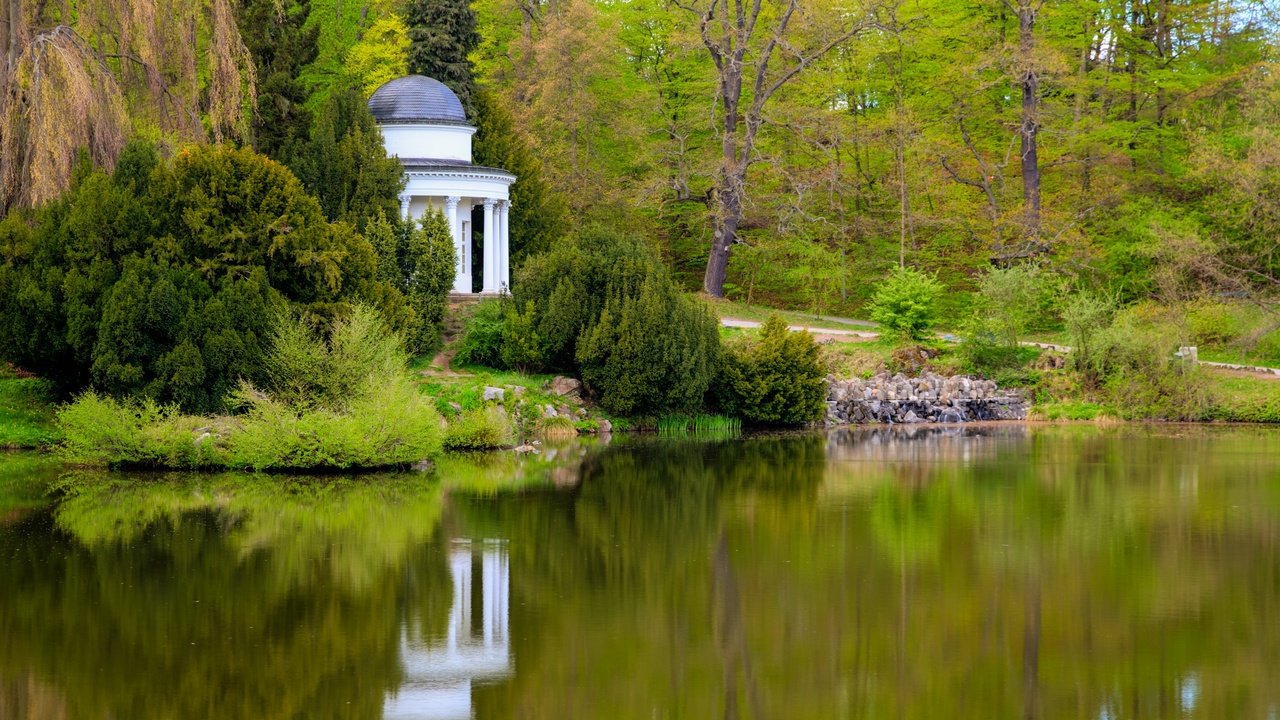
left=0, top=472, right=458, bottom=719
left=470, top=429, right=1280, bottom=719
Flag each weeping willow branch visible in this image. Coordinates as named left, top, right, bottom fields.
left=0, top=0, right=256, bottom=213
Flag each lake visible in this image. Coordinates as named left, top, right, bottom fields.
left=1, top=425, right=1279, bottom=719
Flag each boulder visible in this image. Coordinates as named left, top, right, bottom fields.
left=549, top=376, right=583, bottom=397
left=483, top=386, right=505, bottom=402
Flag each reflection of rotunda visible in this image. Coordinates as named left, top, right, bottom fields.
left=368, top=76, right=515, bottom=295
left=383, top=539, right=511, bottom=719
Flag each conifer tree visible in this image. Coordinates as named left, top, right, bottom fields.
left=236, top=0, right=320, bottom=161
left=289, top=88, right=404, bottom=231
left=404, top=0, right=480, bottom=117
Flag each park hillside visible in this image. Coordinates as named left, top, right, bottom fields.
left=0, top=0, right=1278, bottom=468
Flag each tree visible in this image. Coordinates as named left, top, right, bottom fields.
left=0, top=0, right=256, bottom=213
left=473, top=90, right=569, bottom=262
left=674, top=0, right=887, bottom=296
left=289, top=88, right=405, bottom=231
left=236, top=0, right=320, bottom=161
left=0, top=143, right=394, bottom=412
left=405, top=0, right=481, bottom=117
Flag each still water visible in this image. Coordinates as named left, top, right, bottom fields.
left=1, top=425, right=1279, bottom=719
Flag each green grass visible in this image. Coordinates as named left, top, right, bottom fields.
left=657, top=414, right=742, bottom=439
left=1032, top=400, right=1110, bottom=421
left=1204, top=372, right=1280, bottom=423
left=0, top=372, right=58, bottom=449
left=1197, top=346, right=1280, bottom=369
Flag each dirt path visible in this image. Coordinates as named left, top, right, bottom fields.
left=720, top=317, right=880, bottom=340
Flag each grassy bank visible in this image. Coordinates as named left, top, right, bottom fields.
left=0, top=366, right=57, bottom=449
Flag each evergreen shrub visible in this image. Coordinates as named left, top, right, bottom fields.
left=576, top=274, right=720, bottom=416
left=0, top=143, right=406, bottom=413
left=712, top=315, right=826, bottom=425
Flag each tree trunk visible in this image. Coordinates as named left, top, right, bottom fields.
left=1017, top=0, right=1041, bottom=244
left=705, top=68, right=744, bottom=298
left=705, top=172, right=743, bottom=297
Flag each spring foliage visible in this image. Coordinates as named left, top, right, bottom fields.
left=57, top=306, right=443, bottom=470
left=867, top=267, right=943, bottom=341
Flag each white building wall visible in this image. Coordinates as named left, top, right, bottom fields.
left=381, top=124, right=475, bottom=162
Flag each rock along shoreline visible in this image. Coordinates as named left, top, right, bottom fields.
left=825, top=372, right=1028, bottom=426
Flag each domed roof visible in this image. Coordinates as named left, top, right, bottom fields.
left=368, top=75, right=467, bottom=124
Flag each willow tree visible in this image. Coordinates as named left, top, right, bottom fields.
left=0, top=0, right=255, bottom=213
left=674, top=0, right=888, bottom=297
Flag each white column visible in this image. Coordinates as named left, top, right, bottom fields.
left=399, top=194, right=411, bottom=221
left=481, top=198, right=498, bottom=293
left=445, top=196, right=465, bottom=293
left=499, top=200, right=511, bottom=292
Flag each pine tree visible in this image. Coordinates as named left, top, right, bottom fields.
left=404, top=0, right=480, bottom=117
left=236, top=0, right=320, bottom=161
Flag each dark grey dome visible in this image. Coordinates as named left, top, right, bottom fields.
left=368, top=75, right=467, bottom=124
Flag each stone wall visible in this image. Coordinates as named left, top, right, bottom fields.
left=826, top=372, right=1027, bottom=425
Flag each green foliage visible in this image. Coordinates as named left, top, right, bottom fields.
left=0, top=373, right=58, bottom=448
left=962, top=266, right=1049, bottom=373
left=288, top=88, right=404, bottom=231
left=405, top=0, right=481, bottom=117
left=501, top=301, right=546, bottom=372
left=453, top=299, right=507, bottom=367
left=514, top=226, right=662, bottom=369
left=1060, top=292, right=1116, bottom=380
left=57, top=307, right=443, bottom=470
left=576, top=274, right=720, bottom=416
left=404, top=210, right=457, bottom=354
left=236, top=0, right=319, bottom=161
left=472, top=90, right=570, bottom=264
left=1033, top=401, right=1108, bottom=421
left=443, top=406, right=515, bottom=449
left=867, top=266, right=943, bottom=341
left=711, top=315, right=826, bottom=426
left=1086, top=310, right=1211, bottom=421
left=343, top=15, right=410, bottom=96
left=0, top=143, right=393, bottom=413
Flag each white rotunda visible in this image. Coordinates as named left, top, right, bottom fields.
left=369, top=75, right=515, bottom=295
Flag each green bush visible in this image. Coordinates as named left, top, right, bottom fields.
left=867, top=266, right=943, bottom=340
left=500, top=301, right=546, bottom=372
left=576, top=274, right=720, bottom=416
left=443, top=407, right=515, bottom=450
left=1061, top=292, right=1115, bottom=380
left=1093, top=313, right=1211, bottom=421
left=961, top=265, right=1050, bottom=372
left=453, top=299, right=507, bottom=368
left=1184, top=300, right=1244, bottom=346
left=0, top=143, right=399, bottom=413
left=57, top=307, right=443, bottom=470
left=711, top=315, right=826, bottom=425
left=514, top=226, right=667, bottom=370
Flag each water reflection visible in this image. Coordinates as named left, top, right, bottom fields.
left=387, top=539, right=511, bottom=720
left=0, top=427, right=1278, bottom=719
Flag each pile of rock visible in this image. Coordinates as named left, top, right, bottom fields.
left=826, top=372, right=1027, bottom=425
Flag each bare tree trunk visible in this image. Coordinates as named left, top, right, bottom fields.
left=1015, top=0, right=1042, bottom=246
